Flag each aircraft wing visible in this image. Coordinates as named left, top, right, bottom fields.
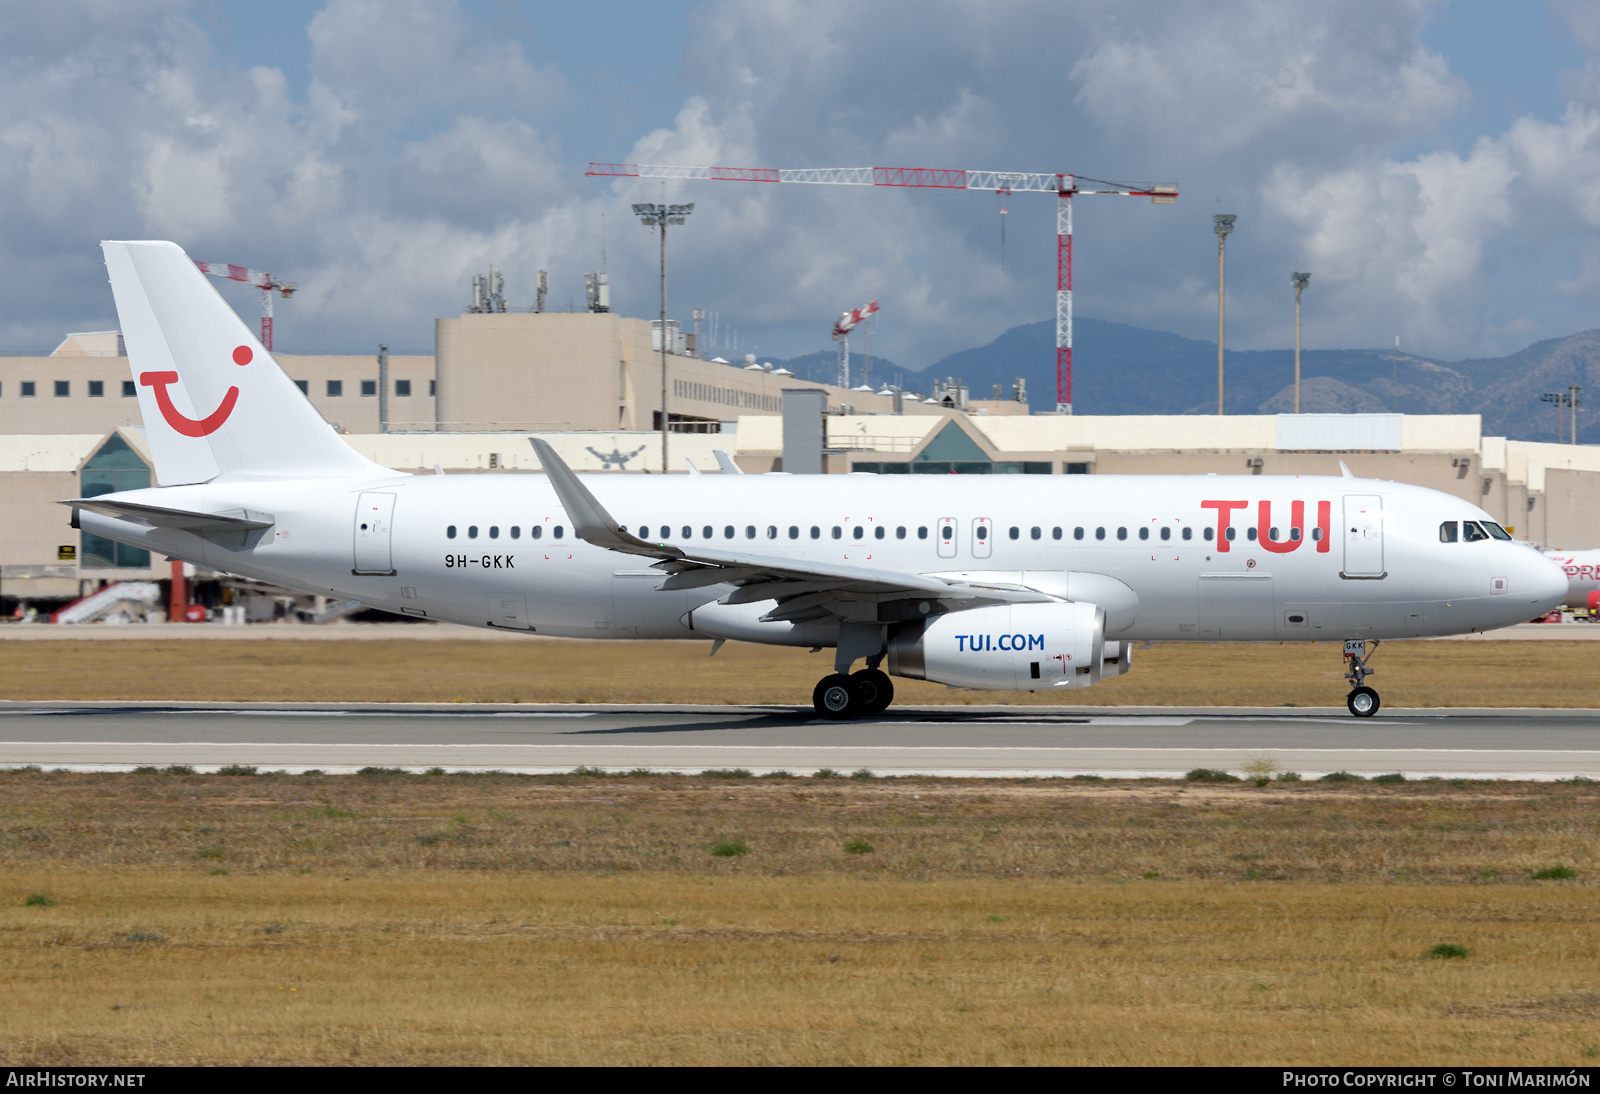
left=531, top=438, right=1054, bottom=623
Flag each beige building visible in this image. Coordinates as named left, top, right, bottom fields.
left=432, top=311, right=981, bottom=432
left=0, top=332, right=435, bottom=435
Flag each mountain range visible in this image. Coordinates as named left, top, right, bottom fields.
left=772, top=319, right=1600, bottom=444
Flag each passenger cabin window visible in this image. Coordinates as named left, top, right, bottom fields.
left=511, top=527, right=520, bottom=539
left=1138, top=527, right=1149, bottom=540
left=1247, top=527, right=1258, bottom=541
left=941, top=526, right=953, bottom=541
left=1031, top=527, right=1041, bottom=540
left=447, top=525, right=457, bottom=539
left=684, top=526, right=694, bottom=539
left=1009, top=526, right=1020, bottom=540
left=769, top=526, right=779, bottom=539
left=1224, top=528, right=1235, bottom=541
left=1160, top=527, right=1170, bottom=541
left=659, top=526, right=670, bottom=540
left=1182, top=527, right=1192, bottom=540
left=745, top=526, right=756, bottom=539
left=553, top=526, right=563, bottom=539
left=1311, top=528, right=1321, bottom=541
left=1095, top=527, right=1105, bottom=540
left=468, top=526, right=478, bottom=539
left=489, top=526, right=499, bottom=539
left=531, top=526, right=542, bottom=539
left=703, top=526, right=714, bottom=539
left=875, top=526, right=885, bottom=539
left=917, top=527, right=928, bottom=539
left=790, top=526, right=800, bottom=539
left=853, top=526, right=863, bottom=540
left=1463, top=521, right=1489, bottom=542
left=896, top=527, right=907, bottom=539
left=1290, top=527, right=1301, bottom=541
left=1204, top=527, right=1214, bottom=541
left=976, top=526, right=988, bottom=542
left=811, top=526, right=821, bottom=539
left=1116, top=527, right=1127, bottom=541
left=832, top=527, right=842, bottom=539
left=725, top=526, right=735, bottom=539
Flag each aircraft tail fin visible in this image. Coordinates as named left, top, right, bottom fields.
left=101, top=240, right=384, bottom=485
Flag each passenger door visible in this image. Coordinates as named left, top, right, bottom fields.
left=971, top=517, right=992, bottom=559
left=937, top=517, right=958, bottom=559
left=1342, top=495, right=1385, bottom=578
left=352, top=492, right=396, bottom=575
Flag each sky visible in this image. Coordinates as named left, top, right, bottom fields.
left=3, top=0, right=1600, bottom=370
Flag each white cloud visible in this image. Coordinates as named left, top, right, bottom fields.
left=1, top=0, right=1599, bottom=367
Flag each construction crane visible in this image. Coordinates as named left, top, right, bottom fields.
left=193, top=261, right=296, bottom=351
left=587, top=162, right=1178, bottom=412
left=832, top=299, right=879, bottom=389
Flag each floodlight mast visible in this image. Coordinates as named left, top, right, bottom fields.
left=631, top=202, right=694, bottom=472
left=1291, top=272, right=1311, bottom=414
left=1213, top=215, right=1236, bottom=415
left=590, top=162, right=1177, bottom=414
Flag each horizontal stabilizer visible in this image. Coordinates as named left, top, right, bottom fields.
left=64, top=497, right=274, bottom=535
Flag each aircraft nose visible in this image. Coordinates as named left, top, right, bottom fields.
left=1526, top=552, right=1569, bottom=612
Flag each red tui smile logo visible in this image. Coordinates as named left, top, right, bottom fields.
left=139, top=345, right=249, bottom=437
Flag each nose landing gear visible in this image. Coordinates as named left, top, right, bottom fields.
left=1343, top=639, right=1380, bottom=717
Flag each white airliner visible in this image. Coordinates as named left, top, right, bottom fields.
left=70, top=242, right=1568, bottom=719
left=1543, top=549, right=1600, bottom=611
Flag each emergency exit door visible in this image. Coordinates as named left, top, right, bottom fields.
left=1341, top=495, right=1385, bottom=578
left=971, top=517, right=993, bottom=559
left=353, top=492, right=396, bottom=575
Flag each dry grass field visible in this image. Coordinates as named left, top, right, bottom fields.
left=1, top=770, right=1598, bottom=1065
left=0, top=636, right=1596, bottom=707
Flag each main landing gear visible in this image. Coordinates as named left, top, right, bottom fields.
left=812, top=666, right=895, bottom=720
left=1344, top=639, right=1381, bottom=718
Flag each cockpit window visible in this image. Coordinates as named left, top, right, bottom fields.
left=1439, top=521, right=1458, bottom=543
left=1462, top=520, right=1489, bottom=542
left=1483, top=521, right=1512, bottom=540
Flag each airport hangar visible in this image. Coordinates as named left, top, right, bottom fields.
left=0, top=313, right=1596, bottom=613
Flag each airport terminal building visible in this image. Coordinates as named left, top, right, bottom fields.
left=1, top=311, right=1596, bottom=609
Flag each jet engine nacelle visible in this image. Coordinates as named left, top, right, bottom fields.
left=887, top=601, right=1114, bottom=690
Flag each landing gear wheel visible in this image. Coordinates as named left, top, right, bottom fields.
left=851, top=668, right=894, bottom=716
left=813, top=674, right=860, bottom=720
left=1347, top=686, right=1380, bottom=718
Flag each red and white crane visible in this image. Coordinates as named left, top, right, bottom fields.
left=832, top=298, right=879, bottom=389
left=193, top=261, right=296, bottom=351
left=587, top=162, right=1177, bottom=412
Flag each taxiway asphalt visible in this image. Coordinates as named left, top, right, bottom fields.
left=1, top=701, right=1596, bottom=779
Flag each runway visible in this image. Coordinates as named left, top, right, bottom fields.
left=2, top=702, right=1598, bottom=778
